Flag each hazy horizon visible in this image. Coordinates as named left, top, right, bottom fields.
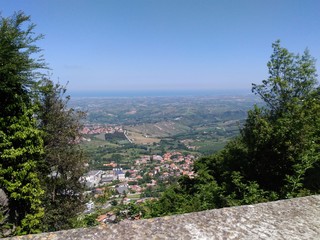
left=68, top=88, right=253, bottom=98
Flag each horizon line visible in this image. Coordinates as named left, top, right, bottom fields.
left=68, top=89, right=254, bottom=98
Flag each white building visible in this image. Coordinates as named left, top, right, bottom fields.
left=113, top=168, right=125, bottom=181
left=84, top=170, right=103, bottom=188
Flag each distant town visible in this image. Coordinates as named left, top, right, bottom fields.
left=79, top=125, right=196, bottom=223
left=71, top=95, right=257, bottom=224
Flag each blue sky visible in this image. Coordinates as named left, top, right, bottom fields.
left=2, top=0, right=320, bottom=93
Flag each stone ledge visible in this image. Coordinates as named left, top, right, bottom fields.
left=8, top=195, right=320, bottom=240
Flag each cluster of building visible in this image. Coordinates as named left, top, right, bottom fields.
left=83, top=152, right=195, bottom=194
left=83, top=152, right=197, bottom=223
left=80, top=125, right=123, bottom=135
left=82, top=168, right=125, bottom=188
left=135, top=152, right=195, bottom=179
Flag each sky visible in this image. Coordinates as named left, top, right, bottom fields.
left=1, top=0, right=320, bottom=94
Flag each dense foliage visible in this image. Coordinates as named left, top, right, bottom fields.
left=37, top=80, right=86, bottom=231
left=0, top=12, right=45, bottom=235
left=0, top=12, right=86, bottom=236
left=145, top=41, right=320, bottom=216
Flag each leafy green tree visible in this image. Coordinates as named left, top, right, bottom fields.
left=152, top=41, right=320, bottom=216
left=0, top=12, right=45, bottom=235
left=71, top=213, right=99, bottom=228
left=111, top=153, right=123, bottom=163
left=252, top=40, right=317, bottom=114
left=37, top=79, right=87, bottom=231
left=210, top=41, right=320, bottom=201
left=246, top=40, right=319, bottom=196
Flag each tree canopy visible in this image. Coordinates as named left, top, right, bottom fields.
left=0, top=12, right=45, bottom=235
left=0, top=12, right=86, bottom=236
left=37, top=79, right=86, bottom=231
left=147, top=40, right=320, bottom=216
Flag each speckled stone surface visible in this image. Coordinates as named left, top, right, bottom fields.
left=7, top=195, right=320, bottom=240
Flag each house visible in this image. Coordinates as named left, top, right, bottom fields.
left=94, top=188, right=104, bottom=195
left=97, top=213, right=117, bottom=224
left=85, top=200, right=95, bottom=213
left=152, top=155, right=163, bottom=161
left=84, top=170, right=103, bottom=188
left=113, top=168, right=125, bottom=181
left=116, top=185, right=128, bottom=195
left=170, top=163, right=178, bottom=170
left=129, top=185, right=142, bottom=193
left=96, top=214, right=107, bottom=223
left=101, top=175, right=114, bottom=183
left=103, top=161, right=118, bottom=168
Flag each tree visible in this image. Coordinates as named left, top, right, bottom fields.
left=0, top=12, right=45, bottom=235
left=152, top=41, right=320, bottom=216
left=125, top=171, right=131, bottom=178
left=219, top=41, right=319, bottom=199
left=252, top=40, right=317, bottom=114
left=247, top=40, right=319, bottom=196
left=0, top=11, right=88, bottom=235
left=37, top=79, right=87, bottom=231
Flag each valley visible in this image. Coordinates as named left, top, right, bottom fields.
left=68, top=93, right=261, bottom=224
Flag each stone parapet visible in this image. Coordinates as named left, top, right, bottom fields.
left=8, top=195, right=320, bottom=240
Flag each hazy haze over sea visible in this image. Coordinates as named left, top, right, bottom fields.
left=69, top=89, right=252, bottom=98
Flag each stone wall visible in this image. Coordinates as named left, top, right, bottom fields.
left=8, top=195, right=320, bottom=240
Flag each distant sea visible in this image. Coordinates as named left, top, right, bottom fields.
left=69, top=89, right=252, bottom=98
